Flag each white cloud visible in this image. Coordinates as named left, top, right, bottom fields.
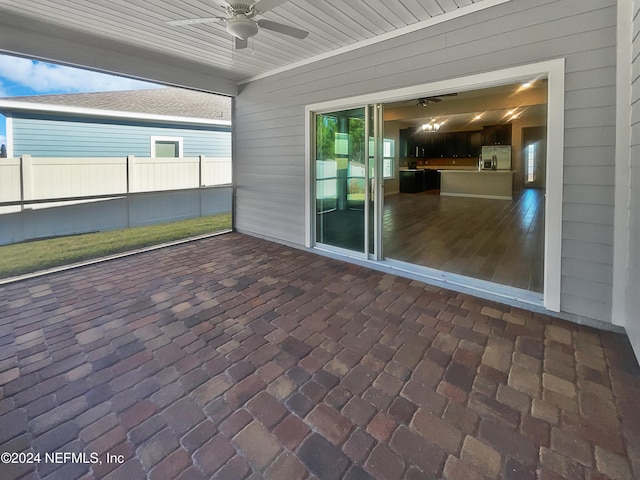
left=0, top=55, right=159, bottom=94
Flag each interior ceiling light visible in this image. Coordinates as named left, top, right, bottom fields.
left=421, top=120, right=441, bottom=132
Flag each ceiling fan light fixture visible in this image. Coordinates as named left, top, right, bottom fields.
left=226, top=17, right=259, bottom=40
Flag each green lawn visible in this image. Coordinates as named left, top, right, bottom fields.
left=0, top=213, right=232, bottom=279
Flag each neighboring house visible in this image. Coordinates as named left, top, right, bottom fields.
left=0, top=87, right=231, bottom=158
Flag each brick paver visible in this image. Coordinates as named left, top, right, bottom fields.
left=0, top=232, right=639, bottom=479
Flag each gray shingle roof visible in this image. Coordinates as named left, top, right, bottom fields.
left=0, top=87, right=231, bottom=122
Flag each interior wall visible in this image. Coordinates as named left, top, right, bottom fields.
left=235, top=0, right=618, bottom=325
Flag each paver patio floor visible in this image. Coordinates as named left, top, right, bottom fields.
left=1, top=232, right=639, bottom=480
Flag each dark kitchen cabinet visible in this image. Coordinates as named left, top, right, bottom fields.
left=402, top=127, right=500, bottom=158
left=399, top=128, right=408, bottom=158
left=469, top=131, right=483, bottom=156
left=483, top=124, right=512, bottom=145
left=399, top=170, right=425, bottom=193
left=430, top=134, right=444, bottom=157
left=450, top=132, right=467, bottom=157
left=424, top=169, right=440, bottom=190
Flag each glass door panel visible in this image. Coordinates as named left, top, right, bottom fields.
left=315, top=108, right=366, bottom=253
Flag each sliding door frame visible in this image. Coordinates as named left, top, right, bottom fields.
left=309, top=104, right=384, bottom=260
left=305, top=59, right=564, bottom=311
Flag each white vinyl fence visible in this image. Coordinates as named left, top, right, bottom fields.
left=0, top=158, right=21, bottom=215
left=0, top=155, right=232, bottom=214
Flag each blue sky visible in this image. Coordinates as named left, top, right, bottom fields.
left=0, top=54, right=159, bottom=147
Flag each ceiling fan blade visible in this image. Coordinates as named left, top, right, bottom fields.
left=167, top=17, right=224, bottom=26
left=257, top=19, right=309, bottom=39
left=235, top=37, right=248, bottom=49
left=250, top=0, right=289, bottom=13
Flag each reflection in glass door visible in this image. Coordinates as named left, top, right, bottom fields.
left=315, top=106, right=378, bottom=255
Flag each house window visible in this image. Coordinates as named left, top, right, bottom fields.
left=526, top=143, right=536, bottom=182
left=383, top=139, right=395, bottom=179
left=368, top=138, right=395, bottom=179
left=151, top=136, right=183, bottom=157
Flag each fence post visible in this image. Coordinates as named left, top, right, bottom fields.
left=199, top=155, right=204, bottom=188
left=126, top=155, right=134, bottom=228
left=127, top=155, right=135, bottom=193
left=20, top=155, right=34, bottom=211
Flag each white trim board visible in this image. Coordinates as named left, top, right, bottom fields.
left=0, top=100, right=232, bottom=127
left=612, top=0, right=634, bottom=328
left=305, top=59, right=565, bottom=312
left=150, top=136, right=184, bottom=158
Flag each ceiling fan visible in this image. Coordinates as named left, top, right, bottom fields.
left=416, top=93, right=458, bottom=106
left=167, top=0, right=309, bottom=50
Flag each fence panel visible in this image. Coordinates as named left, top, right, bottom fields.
left=1, top=156, right=233, bottom=212
left=29, top=157, right=127, bottom=199
left=131, top=157, right=200, bottom=192
left=0, top=158, right=22, bottom=214
left=201, top=156, right=232, bottom=186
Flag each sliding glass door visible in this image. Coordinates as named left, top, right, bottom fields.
left=314, top=105, right=382, bottom=257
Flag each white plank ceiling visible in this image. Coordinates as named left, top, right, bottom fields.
left=0, top=0, right=500, bottom=83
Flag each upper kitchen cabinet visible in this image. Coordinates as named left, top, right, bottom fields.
left=469, top=131, right=483, bottom=154
left=402, top=128, right=492, bottom=158
left=399, top=128, right=409, bottom=158
left=483, top=124, right=512, bottom=145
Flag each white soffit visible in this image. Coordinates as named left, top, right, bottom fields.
left=0, top=0, right=512, bottom=85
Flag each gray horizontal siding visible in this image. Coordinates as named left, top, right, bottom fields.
left=563, top=185, right=615, bottom=206
left=12, top=115, right=231, bottom=158
left=235, top=0, right=618, bottom=323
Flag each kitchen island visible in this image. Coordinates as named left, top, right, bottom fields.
left=439, top=170, right=514, bottom=200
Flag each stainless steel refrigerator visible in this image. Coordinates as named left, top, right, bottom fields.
left=481, top=145, right=512, bottom=170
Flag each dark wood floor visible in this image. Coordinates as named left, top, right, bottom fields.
left=383, top=189, right=545, bottom=292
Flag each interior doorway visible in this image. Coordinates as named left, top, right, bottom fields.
left=381, top=82, right=548, bottom=292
